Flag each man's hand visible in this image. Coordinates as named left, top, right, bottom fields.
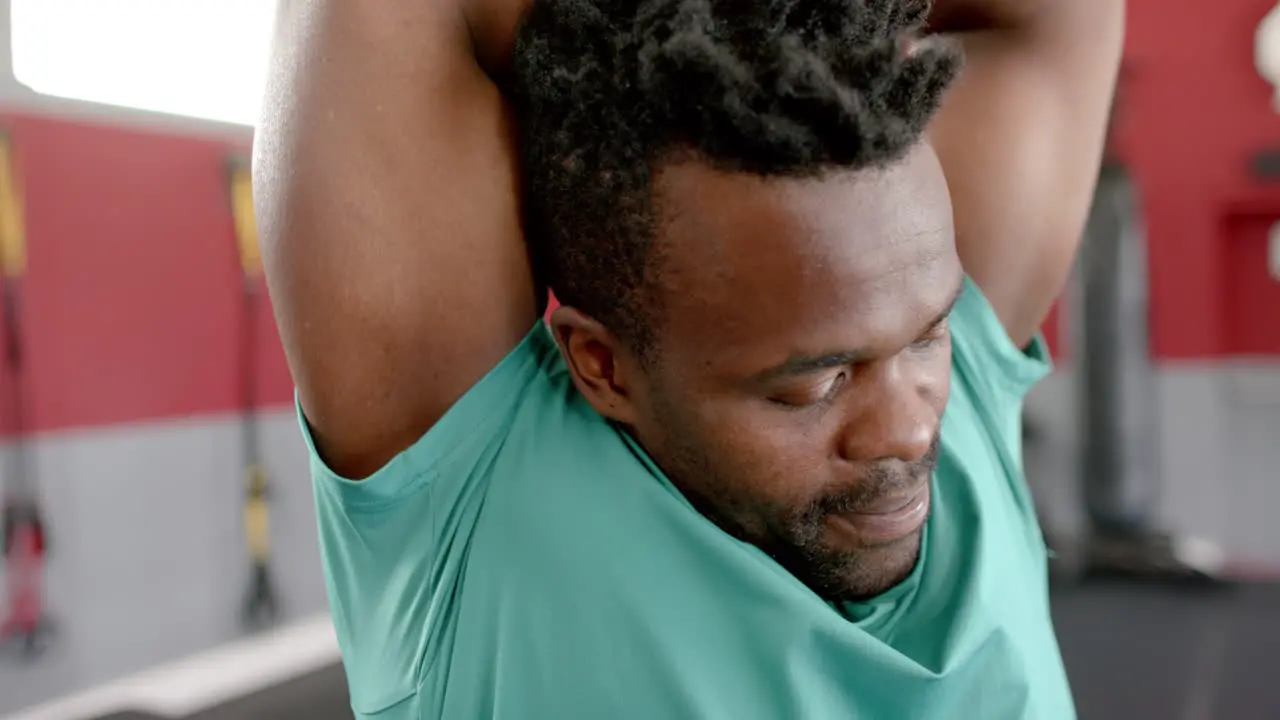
left=927, top=0, right=1126, bottom=348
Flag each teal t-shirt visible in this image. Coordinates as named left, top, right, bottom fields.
left=302, top=277, right=1075, bottom=719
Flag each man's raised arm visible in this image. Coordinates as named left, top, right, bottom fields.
left=927, top=0, right=1126, bottom=348
left=253, top=0, right=537, bottom=479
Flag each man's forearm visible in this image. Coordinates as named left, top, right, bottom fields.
left=928, top=0, right=1052, bottom=35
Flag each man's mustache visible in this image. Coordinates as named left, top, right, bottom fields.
left=808, top=432, right=942, bottom=518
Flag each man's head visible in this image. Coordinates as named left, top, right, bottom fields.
left=511, top=0, right=963, bottom=602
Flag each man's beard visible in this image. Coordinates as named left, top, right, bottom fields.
left=659, top=428, right=943, bottom=604
left=759, top=433, right=941, bottom=602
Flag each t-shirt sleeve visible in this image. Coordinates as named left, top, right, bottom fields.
left=298, top=322, right=555, bottom=717
left=947, top=277, right=1053, bottom=523
left=948, top=275, right=1053, bottom=411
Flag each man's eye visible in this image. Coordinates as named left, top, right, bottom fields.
left=911, top=319, right=951, bottom=350
left=770, top=372, right=848, bottom=409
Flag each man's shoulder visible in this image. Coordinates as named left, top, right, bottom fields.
left=940, top=278, right=1049, bottom=538
left=301, top=321, right=562, bottom=504
left=948, top=276, right=1052, bottom=409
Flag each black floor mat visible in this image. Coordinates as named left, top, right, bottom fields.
left=1052, top=581, right=1280, bottom=720
left=182, top=664, right=352, bottom=720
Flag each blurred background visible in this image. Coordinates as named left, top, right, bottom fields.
left=0, top=0, right=1277, bottom=718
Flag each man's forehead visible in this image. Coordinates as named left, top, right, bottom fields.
left=652, top=157, right=952, bottom=298
left=646, top=152, right=957, bottom=362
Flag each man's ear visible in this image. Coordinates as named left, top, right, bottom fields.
left=547, top=306, right=642, bottom=425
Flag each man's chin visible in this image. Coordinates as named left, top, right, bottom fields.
left=797, top=528, right=926, bottom=603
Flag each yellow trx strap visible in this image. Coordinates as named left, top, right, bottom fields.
left=0, top=131, right=26, bottom=279
left=228, top=156, right=276, bottom=628
left=229, top=158, right=260, bottom=277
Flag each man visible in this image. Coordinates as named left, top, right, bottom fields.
left=255, top=0, right=1122, bottom=717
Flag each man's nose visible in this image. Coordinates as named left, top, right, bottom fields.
left=835, top=357, right=937, bottom=464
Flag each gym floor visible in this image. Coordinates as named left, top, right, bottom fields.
left=110, top=582, right=1278, bottom=720
left=1053, top=581, right=1280, bottom=720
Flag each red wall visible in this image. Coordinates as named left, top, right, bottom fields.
left=1119, top=0, right=1280, bottom=359
left=0, top=113, right=290, bottom=435
left=1, top=0, right=1276, bottom=434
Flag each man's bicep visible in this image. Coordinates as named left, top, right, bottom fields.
left=255, top=0, right=537, bottom=481
left=927, top=0, right=1124, bottom=348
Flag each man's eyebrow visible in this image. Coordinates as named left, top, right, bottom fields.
left=750, top=279, right=966, bottom=384
left=928, top=279, right=966, bottom=331
left=754, top=349, right=873, bottom=383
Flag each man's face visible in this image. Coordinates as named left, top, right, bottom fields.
left=629, top=144, right=961, bottom=602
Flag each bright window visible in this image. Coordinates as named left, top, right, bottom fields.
left=12, top=0, right=276, bottom=126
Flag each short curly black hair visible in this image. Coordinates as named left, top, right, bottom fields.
left=510, top=0, right=961, bottom=361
